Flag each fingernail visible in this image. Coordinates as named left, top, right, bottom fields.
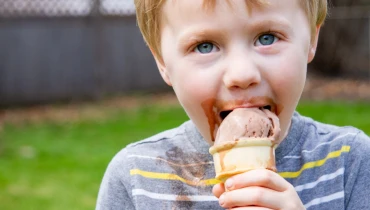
left=225, top=178, right=233, bottom=190
left=219, top=194, right=225, bottom=206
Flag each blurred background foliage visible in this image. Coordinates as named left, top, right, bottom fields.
left=1, top=0, right=370, bottom=209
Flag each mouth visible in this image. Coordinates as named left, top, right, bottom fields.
left=219, top=105, right=273, bottom=121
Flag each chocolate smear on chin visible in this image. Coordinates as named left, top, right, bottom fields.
left=201, top=98, right=220, bottom=142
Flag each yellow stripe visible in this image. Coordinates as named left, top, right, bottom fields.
left=131, top=146, right=350, bottom=184
left=279, top=146, right=350, bottom=178
left=130, top=169, right=221, bottom=186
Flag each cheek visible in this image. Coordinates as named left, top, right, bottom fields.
left=172, top=76, right=217, bottom=143
left=168, top=59, right=220, bottom=102
left=166, top=62, right=221, bottom=143
left=280, top=66, right=305, bottom=92
left=171, top=68, right=210, bottom=100
left=270, top=51, right=307, bottom=97
left=264, top=52, right=307, bottom=141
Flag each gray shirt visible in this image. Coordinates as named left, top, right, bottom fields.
left=96, top=112, right=370, bottom=209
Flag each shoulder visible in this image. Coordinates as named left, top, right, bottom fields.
left=297, top=113, right=370, bottom=153
left=96, top=121, right=195, bottom=209
left=121, top=120, right=193, bottom=156
left=287, top=113, right=370, bottom=209
left=99, top=121, right=195, bottom=187
left=106, top=120, right=198, bottom=172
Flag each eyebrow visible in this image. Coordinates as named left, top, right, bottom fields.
left=246, top=18, right=293, bottom=34
left=178, top=29, right=228, bottom=48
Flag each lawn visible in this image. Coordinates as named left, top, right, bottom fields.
left=1, top=101, right=369, bottom=210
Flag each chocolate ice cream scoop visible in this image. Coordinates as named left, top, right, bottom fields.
left=209, top=107, right=281, bottom=181
left=215, top=107, right=280, bottom=144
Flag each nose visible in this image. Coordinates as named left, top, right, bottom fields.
left=222, top=53, right=261, bottom=90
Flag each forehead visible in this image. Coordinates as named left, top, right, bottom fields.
left=201, top=0, right=268, bottom=11
left=161, top=0, right=303, bottom=29
left=162, top=0, right=259, bottom=17
left=161, top=0, right=249, bottom=27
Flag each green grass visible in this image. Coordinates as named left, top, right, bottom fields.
left=1, top=101, right=369, bottom=210
left=297, top=101, right=370, bottom=134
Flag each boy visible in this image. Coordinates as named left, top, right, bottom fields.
left=96, top=0, right=370, bottom=209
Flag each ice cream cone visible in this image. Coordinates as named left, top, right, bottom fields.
left=209, top=137, right=277, bottom=182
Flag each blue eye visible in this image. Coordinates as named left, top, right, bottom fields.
left=195, top=42, right=215, bottom=54
left=257, top=34, right=277, bottom=46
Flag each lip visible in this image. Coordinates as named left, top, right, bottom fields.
left=217, top=101, right=277, bottom=121
left=200, top=97, right=279, bottom=142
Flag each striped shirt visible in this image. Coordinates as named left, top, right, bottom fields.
left=96, top=112, right=370, bottom=209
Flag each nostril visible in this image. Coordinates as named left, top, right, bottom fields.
left=220, top=110, right=232, bottom=120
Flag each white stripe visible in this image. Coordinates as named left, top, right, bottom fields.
left=132, top=189, right=218, bottom=202
left=295, top=168, right=344, bottom=192
left=284, top=133, right=357, bottom=159
left=128, top=154, right=214, bottom=167
left=283, top=155, right=301, bottom=159
left=304, top=191, right=344, bottom=209
left=302, top=133, right=357, bottom=154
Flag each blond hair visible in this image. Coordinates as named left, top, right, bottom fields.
left=134, top=0, right=328, bottom=60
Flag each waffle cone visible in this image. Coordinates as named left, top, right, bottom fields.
left=209, top=138, right=277, bottom=182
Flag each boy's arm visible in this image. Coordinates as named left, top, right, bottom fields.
left=345, top=131, right=370, bottom=209
left=96, top=149, right=135, bottom=210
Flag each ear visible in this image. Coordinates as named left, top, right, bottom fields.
left=150, top=48, right=172, bottom=86
left=307, top=26, right=321, bottom=63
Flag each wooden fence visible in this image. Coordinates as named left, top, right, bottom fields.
left=0, top=16, right=168, bottom=106
left=310, top=4, right=370, bottom=78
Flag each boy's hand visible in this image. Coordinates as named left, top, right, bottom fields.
left=212, top=169, right=305, bottom=210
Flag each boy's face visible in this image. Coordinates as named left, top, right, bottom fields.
left=155, top=0, right=319, bottom=144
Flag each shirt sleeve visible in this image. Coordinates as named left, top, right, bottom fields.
left=344, top=131, right=370, bottom=209
left=96, top=148, right=135, bottom=210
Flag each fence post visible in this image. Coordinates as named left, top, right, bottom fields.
left=91, top=0, right=105, bottom=99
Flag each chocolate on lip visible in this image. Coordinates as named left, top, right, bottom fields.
left=218, top=104, right=277, bottom=121
left=201, top=96, right=279, bottom=142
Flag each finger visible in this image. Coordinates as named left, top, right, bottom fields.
left=225, top=169, right=288, bottom=192
left=219, top=186, right=283, bottom=209
left=212, top=183, right=225, bottom=198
